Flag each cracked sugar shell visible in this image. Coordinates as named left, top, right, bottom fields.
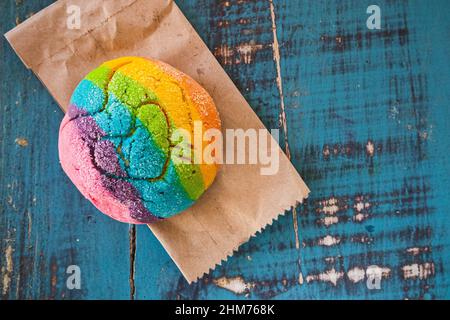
left=59, top=57, right=221, bottom=224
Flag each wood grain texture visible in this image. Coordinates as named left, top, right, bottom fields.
left=1, top=0, right=450, bottom=299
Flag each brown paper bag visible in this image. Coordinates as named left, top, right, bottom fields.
left=5, top=0, right=309, bottom=282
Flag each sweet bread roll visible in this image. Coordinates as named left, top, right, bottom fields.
left=59, top=57, right=221, bottom=224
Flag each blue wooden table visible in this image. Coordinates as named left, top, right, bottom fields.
left=1, top=0, right=449, bottom=299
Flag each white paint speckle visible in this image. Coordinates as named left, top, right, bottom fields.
left=318, top=235, right=340, bottom=246
left=353, top=213, right=368, bottom=222
left=366, top=140, right=375, bottom=156
left=406, top=246, right=430, bottom=256
left=347, top=267, right=366, bottom=283
left=298, top=272, right=304, bottom=285
left=402, top=262, right=434, bottom=280
left=236, top=41, right=264, bottom=64
left=354, top=201, right=370, bottom=213
left=320, top=216, right=339, bottom=226
left=306, top=268, right=344, bottom=286
left=2, top=245, right=14, bottom=295
left=323, top=145, right=330, bottom=157
left=324, top=256, right=340, bottom=263
left=320, top=198, right=339, bottom=215
left=215, top=44, right=234, bottom=65
left=213, top=276, right=255, bottom=295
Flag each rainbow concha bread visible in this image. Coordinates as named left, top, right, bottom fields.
left=59, top=57, right=221, bottom=224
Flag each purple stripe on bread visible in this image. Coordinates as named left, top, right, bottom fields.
left=70, top=115, right=157, bottom=223
left=93, top=140, right=127, bottom=177
left=67, top=103, right=88, bottom=119
left=100, top=176, right=158, bottom=223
